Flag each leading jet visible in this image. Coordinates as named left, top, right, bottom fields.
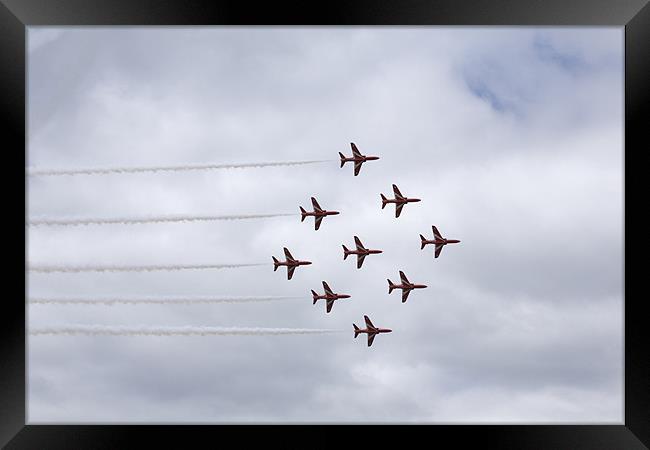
left=311, top=281, right=351, bottom=313
left=300, top=197, right=340, bottom=231
left=380, top=184, right=421, bottom=218
left=343, top=236, right=383, bottom=269
left=353, top=315, right=392, bottom=347
left=339, top=142, right=380, bottom=176
left=420, top=225, right=461, bottom=258
left=272, top=247, right=312, bottom=280
left=388, top=271, right=428, bottom=303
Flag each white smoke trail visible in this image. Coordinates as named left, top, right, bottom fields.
left=29, top=325, right=345, bottom=336
left=29, top=296, right=301, bottom=305
left=28, top=213, right=295, bottom=227
left=26, top=160, right=331, bottom=177
left=27, top=263, right=265, bottom=273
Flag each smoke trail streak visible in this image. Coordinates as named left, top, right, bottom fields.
left=29, top=296, right=301, bottom=305
left=30, top=325, right=345, bottom=336
left=26, top=160, right=331, bottom=177
left=27, top=263, right=265, bottom=273
left=28, top=213, right=295, bottom=227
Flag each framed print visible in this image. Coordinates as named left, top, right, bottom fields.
left=2, top=0, right=648, bottom=448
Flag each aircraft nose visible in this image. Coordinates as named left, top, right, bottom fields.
left=305, top=261, right=313, bottom=265
left=333, top=211, right=340, bottom=215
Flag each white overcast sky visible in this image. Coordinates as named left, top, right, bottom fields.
left=26, top=27, right=623, bottom=423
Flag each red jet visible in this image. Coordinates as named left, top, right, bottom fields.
left=353, top=315, right=392, bottom=347
left=272, top=247, right=312, bottom=280
left=420, top=225, right=461, bottom=258
left=311, top=281, right=351, bottom=313
left=381, top=184, right=421, bottom=218
left=343, top=236, right=383, bottom=269
left=388, top=271, right=428, bottom=303
left=300, top=197, right=340, bottom=231
left=339, top=142, right=380, bottom=176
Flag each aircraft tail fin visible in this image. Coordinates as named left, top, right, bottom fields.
left=339, top=152, right=346, bottom=168
left=381, top=194, right=388, bottom=209
left=353, top=323, right=360, bottom=338
left=420, top=234, right=428, bottom=250
left=311, top=290, right=318, bottom=304
left=388, top=279, right=395, bottom=294
left=272, top=256, right=279, bottom=271
left=300, top=206, right=307, bottom=222
left=342, top=245, right=350, bottom=260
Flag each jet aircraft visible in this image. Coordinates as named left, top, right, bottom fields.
left=353, top=315, right=392, bottom=347
left=339, top=142, right=380, bottom=176
left=388, top=270, right=428, bottom=303
left=272, top=247, right=312, bottom=280
left=420, top=225, right=461, bottom=258
left=300, top=197, right=340, bottom=230
left=380, top=184, right=421, bottom=218
left=311, top=281, right=351, bottom=313
left=343, top=236, right=383, bottom=269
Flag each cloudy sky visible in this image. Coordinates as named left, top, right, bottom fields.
left=26, top=27, right=623, bottom=423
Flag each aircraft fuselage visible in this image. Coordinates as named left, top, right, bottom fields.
left=342, top=155, right=380, bottom=163
left=422, top=239, right=461, bottom=246
left=395, top=283, right=428, bottom=291
left=347, top=249, right=383, bottom=255
left=313, top=293, right=351, bottom=300
left=276, top=260, right=312, bottom=267
left=303, top=210, right=340, bottom=217
left=356, top=328, right=392, bottom=335
left=385, top=197, right=421, bottom=204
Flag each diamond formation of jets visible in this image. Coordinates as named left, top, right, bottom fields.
left=353, top=315, right=393, bottom=347
left=388, top=271, right=428, bottom=303
left=420, top=225, right=461, bottom=258
left=339, top=142, right=380, bottom=176
left=270, top=144, right=464, bottom=348
left=300, top=197, right=340, bottom=231
left=343, top=236, right=383, bottom=269
left=380, top=184, right=421, bottom=218
left=272, top=247, right=312, bottom=280
left=311, top=281, right=351, bottom=313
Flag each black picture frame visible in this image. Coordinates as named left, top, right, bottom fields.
left=2, top=0, right=647, bottom=448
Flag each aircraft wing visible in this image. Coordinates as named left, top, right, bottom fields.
left=364, top=315, right=375, bottom=329
left=287, top=265, right=296, bottom=280
left=326, top=298, right=335, bottom=313
left=392, top=184, right=404, bottom=199
left=367, top=333, right=376, bottom=347
left=354, top=236, right=365, bottom=251
left=435, top=244, right=444, bottom=258
left=399, top=270, right=409, bottom=284
left=351, top=142, right=362, bottom=157
left=311, top=197, right=323, bottom=212
left=432, top=226, right=443, bottom=240
left=402, top=289, right=411, bottom=303
left=314, top=216, right=323, bottom=230
left=395, top=203, right=404, bottom=218
left=357, top=254, right=366, bottom=269
left=283, top=247, right=294, bottom=261
left=354, top=161, right=362, bottom=176
left=322, top=281, right=334, bottom=295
